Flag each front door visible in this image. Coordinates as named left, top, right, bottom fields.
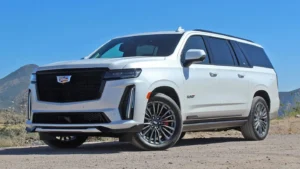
left=181, top=35, right=222, bottom=118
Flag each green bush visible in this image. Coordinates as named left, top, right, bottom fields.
left=0, top=125, right=26, bottom=147
left=0, top=111, right=25, bottom=125
left=0, top=124, right=40, bottom=147
left=0, top=111, right=40, bottom=147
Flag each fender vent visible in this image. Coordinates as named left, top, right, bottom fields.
left=119, top=85, right=135, bottom=120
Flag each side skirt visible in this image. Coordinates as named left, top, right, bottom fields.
left=182, top=117, right=248, bottom=132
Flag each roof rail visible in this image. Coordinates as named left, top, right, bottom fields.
left=193, top=29, right=253, bottom=42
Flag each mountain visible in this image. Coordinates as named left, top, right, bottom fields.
left=279, top=88, right=300, bottom=116
left=0, top=64, right=38, bottom=112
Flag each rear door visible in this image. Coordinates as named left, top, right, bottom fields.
left=203, top=37, right=250, bottom=117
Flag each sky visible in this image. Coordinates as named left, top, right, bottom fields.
left=0, top=0, right=299, bottom=91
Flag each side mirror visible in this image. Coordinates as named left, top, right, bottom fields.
left=183, top=49, right=206, bottom=67
left=81, top=56, right=90, bottom=60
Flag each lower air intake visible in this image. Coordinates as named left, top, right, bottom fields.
left=32, top=112, right=111, bottom=124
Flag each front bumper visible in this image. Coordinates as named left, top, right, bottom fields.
left=27, top=77, right=150, bottom=134
left=26, top=122, right=144, bottom=134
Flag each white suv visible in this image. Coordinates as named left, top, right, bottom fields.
left=26, top=27, right=280, bottom=150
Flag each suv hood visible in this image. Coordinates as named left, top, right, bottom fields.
left=37, top=57, right=165, bottom=71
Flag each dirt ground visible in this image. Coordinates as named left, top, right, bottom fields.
left=0, top=118, right=300, bottom=169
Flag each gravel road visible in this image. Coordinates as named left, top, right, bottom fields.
left=0, top=134, right=299, bottom=169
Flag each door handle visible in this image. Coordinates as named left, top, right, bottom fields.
left=238, top=74, right=245, bottom=78
left=209, top=72, right=218, bottom=77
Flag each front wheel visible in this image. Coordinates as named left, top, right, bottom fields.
left=179, top=132, right=186, bottom=140
left=132, top=93, right=182, bottom=150
left=41, top=133, right=88, bottom=149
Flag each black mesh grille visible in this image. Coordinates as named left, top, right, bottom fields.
left=32, top=112, right=111, bottom=124
left=36, top=68, right=107, bottom=102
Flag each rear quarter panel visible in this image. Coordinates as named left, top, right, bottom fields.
left=245, top=66, right=279, bottom=118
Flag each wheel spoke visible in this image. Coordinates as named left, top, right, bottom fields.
left=154, top=129, right=158, bottom=144
left=162, top=127, right=173, bottom=136
left=152, top=102, right=156, bottom=116
left=157, top=105, right=165, bottom=117
left=142, top=126, right=152, bottom=136
left=258, top=104, right=263, bottom=112
left=142, top=125, right=150, bottom=131
left=162, top=125, right=175, bottom=131
left=156, top=128, right=163, bottom=144
left=162, top=120, right=175, bottom=123
left=146, top=107, right=153, bottom=116
left=258, top=125, right=263, bottom=134
left=149, top=128, right=155, bottom=143
left=261, top=111, right=267, bottom=119
left=157, top=103, right=160, bottom=117
left=160, top=110, right=171, bottom=119
left=261, top=121, right=267, bottom=130
left=261, top=123, right=266, bottom=131
left=160, top=127, right=171, bottom=139
left=254, top=121, right=259, bottom=129
left=145, top=117, right=151, bottom=121
left=145, top=111, right=151, bottom=118
left=160, top=114, right=173, bottom=121
left=254, top=118, right=259, bottom=123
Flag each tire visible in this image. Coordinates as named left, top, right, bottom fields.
left=41, top=133, right=88, bottom=149
left=241, top=96, right=270, bottom=141
left=179, top=132, right=186, bottom=140
left=132, top=93, right=182, bottom=150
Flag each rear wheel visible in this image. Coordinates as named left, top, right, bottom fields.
left=132, top=93, right=182, bottom=150
left=41, top=134, right=88, bottom=149
left=241, top=96, right=270, bottom=140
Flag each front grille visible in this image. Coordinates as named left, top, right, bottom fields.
left=32, top=112, right=111, bottom=124
left=36, top=68, right=107, bottom=102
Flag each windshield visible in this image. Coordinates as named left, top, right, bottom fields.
left=89, top=34, right=183, bottom=59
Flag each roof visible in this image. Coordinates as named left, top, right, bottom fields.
left=113, top=28, right=262, bottom=48
left=193, top=29, right=253, bottom=42
left=115, top=31, right=183, bottom=39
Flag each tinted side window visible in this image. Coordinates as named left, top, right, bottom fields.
left=181, top=36, right=209, bottom=64
left=230, top=41, right=250, bottom=67
left=207, top=37, right=235, bottom=66
left=237, top=42, right=273, bottom=68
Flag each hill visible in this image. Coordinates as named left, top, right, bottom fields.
left=279, top=88, right=300, bottom=116
left=0, top=64, right=38, bottom=112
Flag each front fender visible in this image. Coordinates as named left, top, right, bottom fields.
left=148, top=80, right=186, bottom=115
